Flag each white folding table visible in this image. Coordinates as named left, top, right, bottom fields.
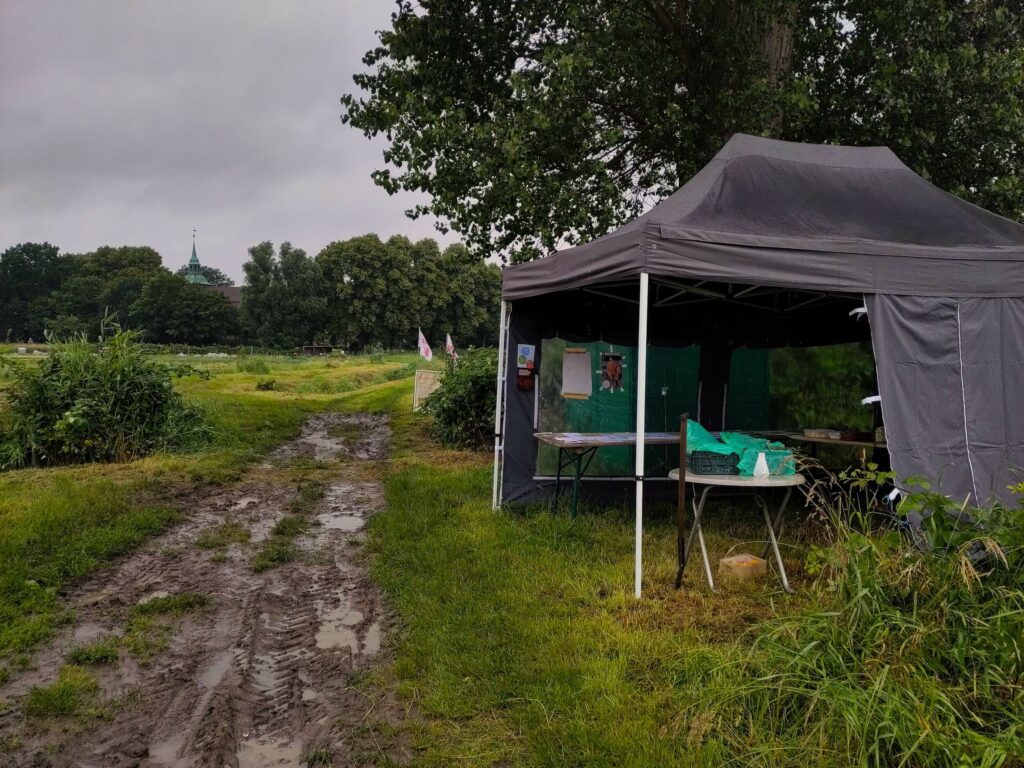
left=668, top=470, right=806, bottom=593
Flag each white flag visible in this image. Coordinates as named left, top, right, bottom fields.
left=417, top=328, right=432, bottom=361
left=445, top=333, right=458, bottom=360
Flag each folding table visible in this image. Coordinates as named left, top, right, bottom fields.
left=534, top=431, right=680, bottom=518
left=668, top=469, right=805, bottom=593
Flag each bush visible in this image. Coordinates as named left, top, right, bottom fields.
left=423, top=348, right=496, bottom=450
left=0, top=327, right=211, bottom=469
left=237, top=358, right=271, bottom=374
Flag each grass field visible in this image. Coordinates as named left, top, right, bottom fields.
left=2, top=348, right=1020, bottom=766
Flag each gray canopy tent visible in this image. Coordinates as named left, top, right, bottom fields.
left=492, top=134, right=1024, bottom=596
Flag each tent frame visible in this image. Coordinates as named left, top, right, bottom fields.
left=492, top=273, right=868, bottom=597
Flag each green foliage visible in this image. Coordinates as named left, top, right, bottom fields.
left=769, top=343, right=877, bottom=430
left=240, top=241, right=328, bottom=348
left=316, top=235, right=500, bottom=349
left=255, top=378, right=278, bottom=391
left=0, top=242, right=70, bottom=341
left=423, top=349, right=497, bottom=450
left=23, top=665, right=99, bottom=718
left=174, top=263, right=234, bottom=286
left=65, top=638, right=119, bottom=666
left=344, top=1, right=1024, bottom=262
left=237, top=357, right=271, bottom=374
left=0, top=326, right=211, bottom=468
left=129, top=272, right=240, bottom=345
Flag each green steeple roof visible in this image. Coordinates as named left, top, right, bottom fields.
left=185, top=241, right=211, bottom=285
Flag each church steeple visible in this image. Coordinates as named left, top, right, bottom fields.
left=184, top=229, right=211, bottom=285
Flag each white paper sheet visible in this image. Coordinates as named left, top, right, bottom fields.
left=561, top=349, right=593, bottom=399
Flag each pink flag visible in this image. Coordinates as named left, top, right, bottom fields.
left=445, top=333, right=458, bottom=360
left=417, top=328, right=432, bottom=361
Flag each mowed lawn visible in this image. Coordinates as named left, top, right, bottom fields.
left=0, top=351, right=431, bottom=656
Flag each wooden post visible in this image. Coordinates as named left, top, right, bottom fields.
left=675, top=413, right=688, bottom=588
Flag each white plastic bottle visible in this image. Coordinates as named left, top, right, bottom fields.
left=753, top=451, right=770, bottom=478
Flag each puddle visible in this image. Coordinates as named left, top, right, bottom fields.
left=316, top=592, right=363, bottom=651
left=319, top=513, right=364, bottom=531
left=138, top=590, right=170, bottom=605
left=232, top=496, right=260, bottom=511
left=363, top=622, right=381, bottom=656
left=197, top=649, right=234, bottom=689
left=237, top=737, right=303, bottom=768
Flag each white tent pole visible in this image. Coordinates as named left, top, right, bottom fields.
left=492, top=300, right=509, bottom=510
left=634, top=273, right=650, bottom=598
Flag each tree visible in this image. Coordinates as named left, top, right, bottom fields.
left=174, top=264, right=234, bottom=286
left=0, top=243, right=72, bottom=340
left=52, top=245, right=168, bottom=336
left=130, top=273, right=240, bottom=345
left=240, top=242, right=327, bottom=348
left=343, top=1, right=1024, bottom=262
left=317, top=235, right=501, bottom=350
left=316, top=234, right=421, bottom=349
left=437, top=244, right=501, bottom=347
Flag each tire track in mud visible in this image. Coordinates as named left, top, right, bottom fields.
left=0, top=412, right=407, bottom=768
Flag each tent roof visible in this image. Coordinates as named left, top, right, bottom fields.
left=503, top=134, right=1024, bottom=300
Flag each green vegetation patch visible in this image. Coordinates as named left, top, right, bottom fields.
left=370, top=388, right=1024, bottom=767
left=65, top=637, right=119, bottom=666
left=0, top=478, right=176, bottom=654
left=196, top=521, right=251, bottom=550
left=251, top=539, right=298, bottom=573
left=271, top=515, right=309, bottom=538
left=23, top=665, right=99, bottom=719
left=0, top=327, right=211, bottom=469
left=133, top=592, right=210, bottom=616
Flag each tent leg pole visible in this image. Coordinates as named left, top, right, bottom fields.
left=634, top=273, right=650, bottom=598
left=492, top=300, right=508, bottom=510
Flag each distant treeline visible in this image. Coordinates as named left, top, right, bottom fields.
left=0, top=236, right=501, bottom=350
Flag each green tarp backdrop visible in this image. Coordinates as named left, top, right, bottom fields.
left=536, top=339, right=768, bottom=477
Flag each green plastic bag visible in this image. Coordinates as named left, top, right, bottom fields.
left=686, top=420, right=735, bottom=455
left=719, top=432, right=795, bottom=476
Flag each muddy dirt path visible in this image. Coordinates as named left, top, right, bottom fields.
left=0, top=412, right=407, bottom=768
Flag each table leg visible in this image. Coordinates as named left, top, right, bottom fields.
left=675, top=484, right=712, bottom=589
left=550, top=448, right=564, bottom=513
left=570, top=448, right=598, bottom=520
left=757, top=488, right=795, bottom=594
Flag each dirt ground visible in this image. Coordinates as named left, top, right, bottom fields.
left=0, top=412, right=409, bottom=768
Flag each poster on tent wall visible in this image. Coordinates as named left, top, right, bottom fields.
left=600, top=352, right=624, bottom=393
left=561, top=348, right=592, bottom=399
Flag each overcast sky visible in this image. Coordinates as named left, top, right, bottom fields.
left=0, top=1, right=451, bottom=282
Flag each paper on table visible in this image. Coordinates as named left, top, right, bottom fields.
left=561, top=349, right=593, bottom=399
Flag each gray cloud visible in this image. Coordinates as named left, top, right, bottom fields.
left=0, top=0, right=450, bottom=281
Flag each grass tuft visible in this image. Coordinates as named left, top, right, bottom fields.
left=271, top=516, right=309, bottom=538
left=65, top=637, right=119, bottom=666
left=251, top=538, right=297, bottom=573
left=133, top=592, right=210, bottom=616
left=23, top=665, right=98, bottom=718
left=196, top=521, right=251, bottom=550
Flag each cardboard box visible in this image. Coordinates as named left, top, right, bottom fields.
left=718, top=553, right=767, bottom=582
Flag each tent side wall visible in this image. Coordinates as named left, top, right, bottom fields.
left=868, top=295, right=1024, bottom=507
